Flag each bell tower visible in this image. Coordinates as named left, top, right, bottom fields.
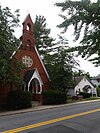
left=23, top=14, right=33, bottom=33
left=20, top=14, right=35, bottom=51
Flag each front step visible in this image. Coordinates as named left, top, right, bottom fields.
left=31, top=101, right=41, bottom=107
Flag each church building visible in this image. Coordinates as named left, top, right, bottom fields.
left=0, top=14, right=50, bottom=104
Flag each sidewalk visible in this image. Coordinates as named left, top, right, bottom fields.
left=0, top=99, right=100, bottom=117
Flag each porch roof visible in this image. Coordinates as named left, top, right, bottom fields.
left=24, top=69, right=35, bottom=83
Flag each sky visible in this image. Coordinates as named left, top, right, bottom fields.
left=0, top=0, right=100, bottom=77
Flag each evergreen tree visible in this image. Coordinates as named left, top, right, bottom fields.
left=34, top=15, right=54, bottom=59
left=56, top=0, right=100, bottom=66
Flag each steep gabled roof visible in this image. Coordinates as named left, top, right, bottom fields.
left=74, top=76, right=84, bottom=85
left=34, top=46, right=49, bottom=79
left=91, top=74, right=100, bottom=80
left=74, top=75, right=95, bottom=87
left=96, top=74, right=100, bottom=78
left=10, top=42, right=22, bottom=59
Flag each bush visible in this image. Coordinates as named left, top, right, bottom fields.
left=72, top=96, right=78, bottom=100
left=97, top=87, right=100, bottom=97
left=78, top=92, right=91, bottom=98
left=42, top=89, right=67, bottom=105
left=7, top=90, right=32, bottom=110
left=67, top=95, right=72, bottom=100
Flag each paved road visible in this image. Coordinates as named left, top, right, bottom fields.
left=0, top=101, right=100, bottom=133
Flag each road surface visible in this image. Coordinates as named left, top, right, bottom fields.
left=0, top=101, right=100, bottom=133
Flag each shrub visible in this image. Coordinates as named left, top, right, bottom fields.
left=67, top=95, right=72, bottom=100
left=42, top=89, right=67, bottom=105
left=72, top=96, right=78, bottom=100
left=97, top=87, right=100, bottom=97
left=78, top=92, right=91, bottom=98
left=6, top=90, right=32, bottom=110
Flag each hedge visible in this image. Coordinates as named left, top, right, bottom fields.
left=6, top=90, right=32, bottom=110
left=42, top=89, right=67, bottom=105
left=78, top=92, right=91, bottom=98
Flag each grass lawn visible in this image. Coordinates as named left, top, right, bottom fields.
left=67, top=96, right=100, bottom=103
left=85, top=97, right=100, bottom=100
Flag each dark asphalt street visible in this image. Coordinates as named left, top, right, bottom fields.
left=0, top=101, right=100, bottom=133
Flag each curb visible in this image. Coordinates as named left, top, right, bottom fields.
left=0, top=99, right=100, bottom=117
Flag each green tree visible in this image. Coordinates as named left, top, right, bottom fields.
left=74, top=70, right=90, bottom=78
left=34, top=15, right=54, bottom=59
left=33, top=15, right=78, bottom=91
left=0, top=5, right=23, bottom=85
left=45, top=35, right=78, bottom=91
left=56, top=0, right=100, bottom=66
